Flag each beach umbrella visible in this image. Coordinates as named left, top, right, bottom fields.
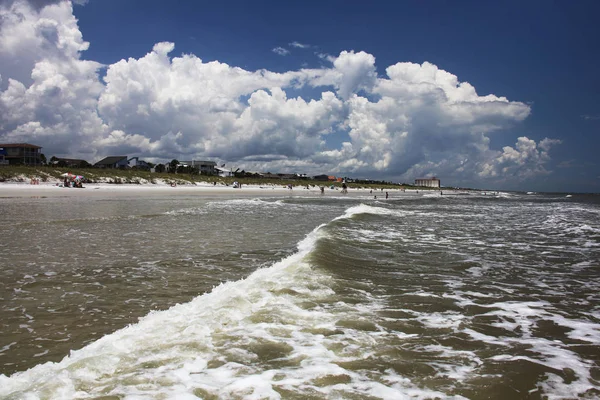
left=60, top=172, right=73, bottom=178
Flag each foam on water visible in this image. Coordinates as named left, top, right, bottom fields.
left=334, top=203, right=415, bottom=221
left=0, top=208, right=456, bottom=399
left=2, top=193, right=599, bottom=398
left=166, top=198, right=302, bottom=216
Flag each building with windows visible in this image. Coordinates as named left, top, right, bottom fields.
left=415, top=177, right=441, bottom=188
left=179, top=160, right=217, bottom=175
left=0, top=148, right=7, bottom=166
left=94, top=156, right=129, bottom=169
left=128, top=157, right=151, bottom=170
left=0, top=143, right=42, bottom=166
left=215, top=166, right=234, bottom=177
left=51, top=158, right=90, bottom=168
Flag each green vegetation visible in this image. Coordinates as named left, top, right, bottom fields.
left=0, top=165, right=429, bottom=190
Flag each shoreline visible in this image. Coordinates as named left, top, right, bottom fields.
left=0, top=181, right=446, bottom=199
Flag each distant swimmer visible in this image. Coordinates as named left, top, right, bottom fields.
left=386, top=191, right=389, bottom=199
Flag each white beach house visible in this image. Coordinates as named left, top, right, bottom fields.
left=415, top=177, right=441, bottom=188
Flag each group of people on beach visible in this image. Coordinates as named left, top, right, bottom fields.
left=62, top=177, right=83, bottom=188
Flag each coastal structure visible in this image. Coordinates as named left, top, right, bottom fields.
left=51, top=158, right=89, bottom=168
left=0, top=143, right=42, bottom=166
left=179, top=160, right=217, bottom=175
left=415, top=177, right=441, bottom=188
left=128, top=157, right=151, bottom=170
left=94, top=156, right=129, bottom=169
left=215, top=166, right=234, bottom=177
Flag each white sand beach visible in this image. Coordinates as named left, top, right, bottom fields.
left=0, top=181, right=422, bottom=199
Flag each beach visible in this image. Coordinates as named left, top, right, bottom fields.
left=0, top=180, right=432, bottom=199
left=0, top=181, right=316, bottom=197
left=0, top=187, right=598, bottom=399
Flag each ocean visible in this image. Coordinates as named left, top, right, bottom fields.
left=0, top=190, right=599, bottom=399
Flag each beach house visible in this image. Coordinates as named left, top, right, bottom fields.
left=215, top=166, right=234, bottom=177
left=51, top=158, right=90, bottom=168
left=94, top=156, right=129, bottom=169
left=179, top=160, right=217, bottom=175
left=0, top=143, right=43, bottom=166
left=0, top=147, right=7, bottom=166
left=415, top=177, right=441, bottom=188
left=128, top=157, right=151, bottom=170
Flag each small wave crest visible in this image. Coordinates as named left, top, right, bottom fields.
left=333, top=203, right=414, bottom=221
left=165, top=198, right=290, bottom=216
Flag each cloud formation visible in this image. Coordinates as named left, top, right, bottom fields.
left=271, top=47, right=289, bottom=56
left=0, top=0, right=561, bottom=188
left=289, top=41, right=310, bottom=49
left=581, top=114, right=600, bottom=121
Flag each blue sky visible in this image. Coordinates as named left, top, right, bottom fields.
left=0, top=0, right=599, bottom=192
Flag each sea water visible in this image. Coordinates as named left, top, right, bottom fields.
left=0, top=191, right=599, bottom=399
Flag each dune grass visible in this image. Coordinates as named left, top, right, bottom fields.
left=0, top=165, right=418, bottom=190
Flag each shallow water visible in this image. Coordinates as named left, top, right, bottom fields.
left=0, top=191, right=599, bottom=399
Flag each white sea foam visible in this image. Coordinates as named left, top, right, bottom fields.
left=334, top=203, right=415, bottom=221
left=446, top=296, right=600, bottom=396
left=0, top=342, right=17, bottom=355
left=166, top=198, right=303, bottom=216
left=416, top=311, right=465, bottom=330
left=0, top=208, right=453, bottom=399
left=3, top=194, right=598, bottom=399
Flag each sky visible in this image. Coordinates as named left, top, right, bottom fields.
left=0, top=0, right=599, bottom=192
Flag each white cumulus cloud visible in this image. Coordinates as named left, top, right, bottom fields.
left=0, top=1, right=561, bottom=190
